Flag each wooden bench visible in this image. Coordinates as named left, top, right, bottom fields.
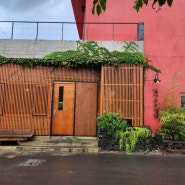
left=0, top=129, right=34, bottom=142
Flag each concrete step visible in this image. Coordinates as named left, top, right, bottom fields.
left=20, top=136, right=98, bottom=146
left=0, top=136, right=100, bottom=153
left=16, top=145, right=99, bottom=153
left=0, top=145, right=100, bottom=153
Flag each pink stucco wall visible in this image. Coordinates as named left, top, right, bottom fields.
left=74, top=0, right=185, bottom=132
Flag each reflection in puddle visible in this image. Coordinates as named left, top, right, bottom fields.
left=19, top=159, right=46, bottom=167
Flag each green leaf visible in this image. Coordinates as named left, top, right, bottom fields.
left=143, top=0, right=148, bottom=5
left=134, top=0, right=143, bottom=12
left=96, top=4, right=102, bottom=15
left=100, top=0, right=106, bottom=11
left=138, top=0, right=143, bottom=7
left=93, top=0, right=98, bottom=5
left=92, top=5, right=95, bottom=14
left=158, top=0, right=167, bottom=6
left=167, top=0, right=173, bottom=7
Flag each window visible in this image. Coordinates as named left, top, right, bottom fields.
left=32, top=85, right=48, bottom=115
left=58, top=86, right=64, bottom=110
left=180, top=94, right=185, bottom=108
left=4, top=84, right=32, bottom=114
left=3, top=83, right=48, bottom=115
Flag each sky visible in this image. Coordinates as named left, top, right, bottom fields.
left=0, top=0, right=79, bottom=40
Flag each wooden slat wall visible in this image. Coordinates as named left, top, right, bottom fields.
left=0, top=64, right=99, bottom=135
left=100, top=64, right=143, bottom=126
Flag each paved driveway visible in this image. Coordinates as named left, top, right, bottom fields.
left=0, top=151, right=184, bottom=185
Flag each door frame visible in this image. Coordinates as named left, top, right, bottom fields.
left=50, top=80, right=99, bottom=136
left=50, top=80, right=76, bottom=136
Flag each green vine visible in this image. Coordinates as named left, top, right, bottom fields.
left=0, top=41, right=160, bottom=72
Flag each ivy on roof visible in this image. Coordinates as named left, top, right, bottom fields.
left=0, top=41, right=160, bottom=72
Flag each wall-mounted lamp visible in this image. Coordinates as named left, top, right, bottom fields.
left=154, top=74, right=161, bottom=83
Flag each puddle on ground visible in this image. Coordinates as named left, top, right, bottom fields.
left=19, top=159, right=46, bottom=167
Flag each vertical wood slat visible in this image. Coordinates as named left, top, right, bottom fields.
left=133, top=65, right=137, bottom=124
left=139, top=65, right=143, bottom=126
left=101, top=64, right=143, bottom=126
left=100, top=66, right=104, bottom=115
left=0, top=84, right=5, bottom=115
left=126, top=66, right=129, bottom=118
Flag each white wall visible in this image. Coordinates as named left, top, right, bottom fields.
left=0, top=39, right=144, bottom=58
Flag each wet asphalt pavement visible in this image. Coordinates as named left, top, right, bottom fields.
left=0, top=151, right=184, bottom=185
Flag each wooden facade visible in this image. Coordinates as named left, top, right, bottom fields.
left=0, top=64, right=99, bottom=136
left=0, top=63, right=143, bottom=136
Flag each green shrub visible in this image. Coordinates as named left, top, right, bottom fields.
left=97, top=112, right=128, bottom=135
left=118, top=127, right=152, bottom=152
left=158, top=107, right=185, bottom=141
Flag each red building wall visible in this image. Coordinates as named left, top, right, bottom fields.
left=72, top=0, right=185, bottom=132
